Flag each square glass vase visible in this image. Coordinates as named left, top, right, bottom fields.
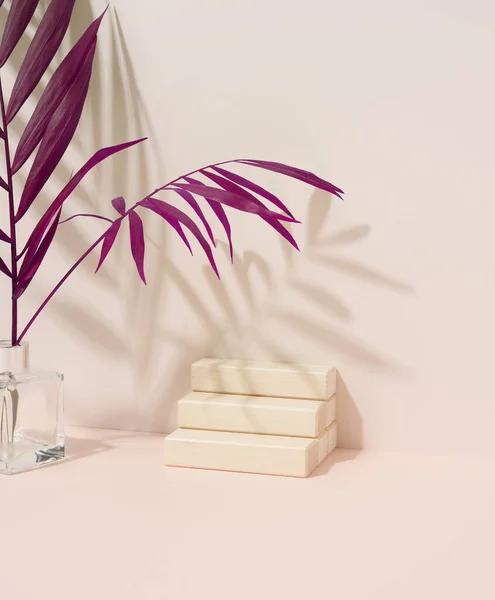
left=0, top=342, right=64, bottom=475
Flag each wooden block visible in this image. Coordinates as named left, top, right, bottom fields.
left=164, top=428, right=319, bottom=477
left=327, top=421, right=338, bottom=454
left=178, top=392, right=336, bottom=438
left=317, top=429, right=329, bottom=464
left=324, top=395, right=337, bottom=428
left=316, top=422, right=338, bottom=465
left=191, top=359, right=336, bottom=400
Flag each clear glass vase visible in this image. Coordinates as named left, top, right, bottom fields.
left=0, top=341, right=64, bottom=474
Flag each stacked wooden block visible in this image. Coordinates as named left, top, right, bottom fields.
left=164, top=359, right=337, bottom=477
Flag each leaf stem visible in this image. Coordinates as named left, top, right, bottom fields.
left=59, top=213, right=113, bottom=225
left=0, top=77, right=18, bottom=345
left=17, top=158, right=237, bottom=343
left=17, top=233, right=107, bottom=344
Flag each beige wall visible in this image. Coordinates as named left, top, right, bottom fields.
left=0, top=0, right=494, bottom=456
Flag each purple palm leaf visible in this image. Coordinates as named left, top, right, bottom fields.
left=21, top=138, right=146, bottom=261
left=236, top=159, right=344, bottom=199
left=95, top=220, right=122, bottom=273
left=7, top=0, right=77, bottom=122
left=211, top=165, right=294, bottom=218
left=172, top=188, right=215, bottom=246
left=14, top=209, right=62, bottom=299
left=170, top=183, right=299, bottom=223
left=201, top=169, right=299, bottom=250
left=0, top=0, right=40, bottom=68
left=112, top=197, right=126, bottom=216
left=140, top=197, right=219, bottom=278
left=0, top=2, right=346, bottom=348
left=184, top=176, right=233, bottom=262
left=128, top=210, right=146, bottom=284
left=16, top=42, right=96, bottom=221
left=12, top=8, right=107, bottom=172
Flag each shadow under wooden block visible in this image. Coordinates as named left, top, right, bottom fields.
left=336, top=373, right=363, bottom=450
left=311, top=447, right=361, bottom=477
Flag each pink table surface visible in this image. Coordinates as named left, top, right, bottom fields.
left=2, top=427, right=495, bottom=599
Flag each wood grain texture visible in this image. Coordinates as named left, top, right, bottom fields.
left=327, top=421, right=338, bottom=455
left=164, top=428, right=320, bottom=477
left=178, top=392, right=336, bottom=437
left=317, top=421, right=338, bottom=464
left=317, top=429, right=329, bottom=464
left=191, top=359, right=336, bottom=400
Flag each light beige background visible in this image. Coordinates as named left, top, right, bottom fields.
left=4, top=429, right=495, bottom=600
left=0, top=0, right=493, bottom=456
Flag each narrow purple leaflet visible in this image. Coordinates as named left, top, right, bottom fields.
left=0, top=229, right=10, bottom=243
left=201, top=169, right=299, bottom=251
left=7, top=0, right=77, bottom=122
left=128, top=210, right=146, bottom=284
left=21, top=138, right=146, bottom=259
left=140, top=197, right=219, bottom=279
left=0, top=0, right=40, bottom=68
left=0, top=174, right=9, bottom=192
left=172, top=188, right=215, bottom=246
left=209, top=200, right=233, bottom=261
left=184, top=176, right=233, bottom=262
left=211, top=165, right=294, bottom=218
left=15, top=209, right=62, bottom=298
left=18, top=212, right=59, bottom=285
left=112, top=197, right=126, bottom=215
left=16, top=41, right=96, bottom=221
left=158, top=213, right=193, bottom=255
left=12, top=8, right=107, bottom=172
left=95, top=220, right=121, bottom=273
left=236, top=159, right=344, bottom=199
left=0, top=256, right=11, bottom=278
left=171, top=183, right=299, bottom=223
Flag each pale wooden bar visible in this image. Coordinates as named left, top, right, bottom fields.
left=191, top=359, right=336, bottom=400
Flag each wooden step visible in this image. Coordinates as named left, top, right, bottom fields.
left=164, top=428, right=320, bottom=477
left=327, top=421, right=338, bottom=455
left=178, top=392, right=336, bottom=438
left=191, top=359, right=336, bottom=400
left=317, top=421, right=338, bottom=464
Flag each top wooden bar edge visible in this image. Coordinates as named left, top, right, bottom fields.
left=191, top=359, right=337, bottom=400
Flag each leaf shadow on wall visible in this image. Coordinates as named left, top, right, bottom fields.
left=151, top=190, right=415, bottom=450
left=0, top=3, right=124, bottom=287
left=0, top=7, right=414, bottom=448
left=46, top=8, right=169, bottom=428
left=1, top=2, right=106, bottom=214
left=0, top=5, right=169, bottom=429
